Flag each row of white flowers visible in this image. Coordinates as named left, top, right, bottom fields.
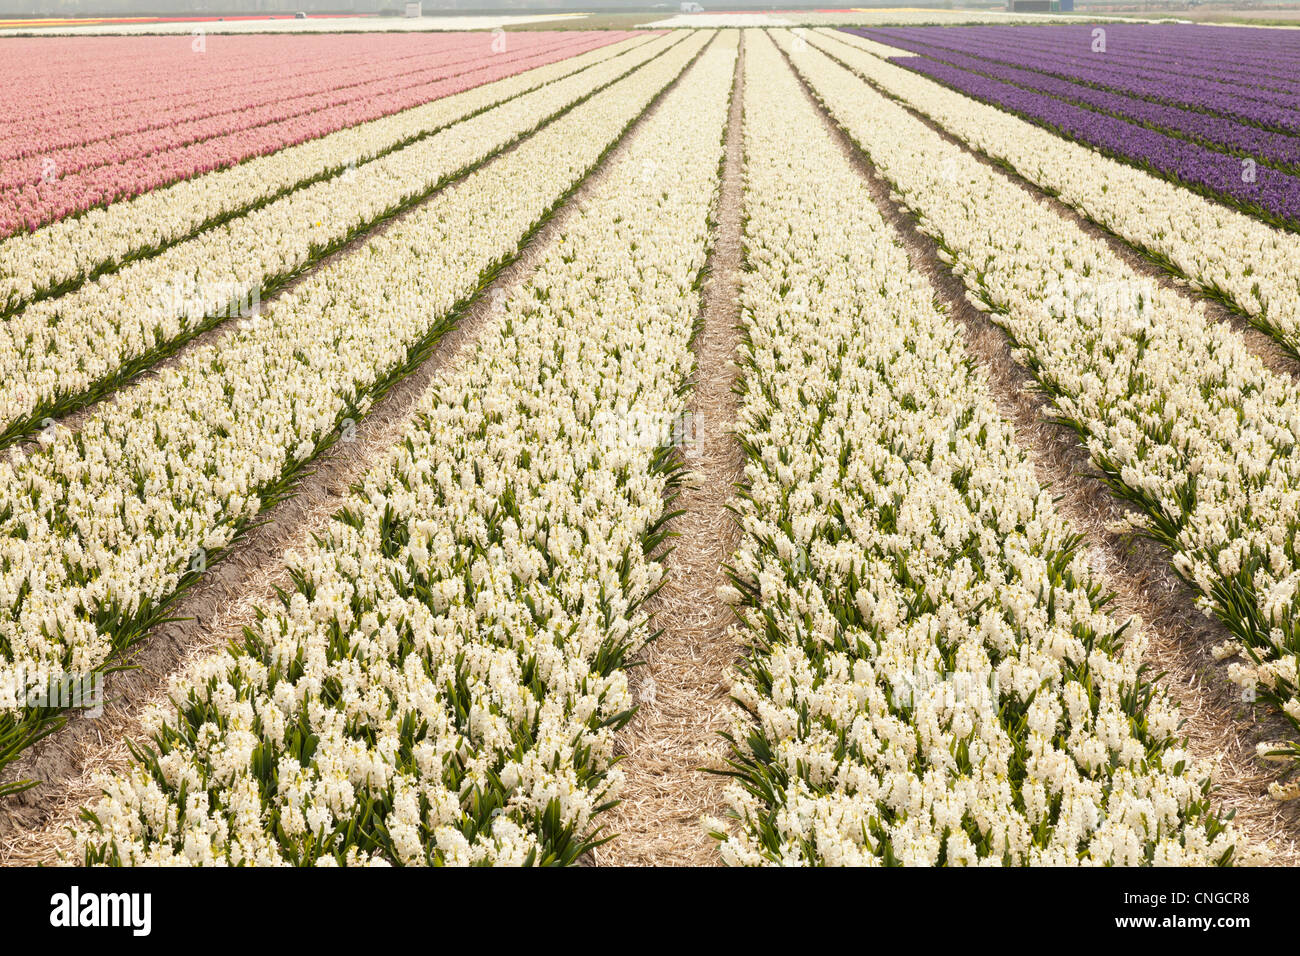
left=0, top=30, right=715, bottom=782
left=780, top=32, right=1300, bottom=794
left=707, top=29, right=1251, bottom=867
left=72, top=34, right=738, bottom=866
left=0, top=32, right=685, bottom=450
left=806, top=29, right=1300, bottom=361
left=0, top=33, right=660, bottom=316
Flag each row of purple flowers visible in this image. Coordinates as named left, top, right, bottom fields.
left=847, top=33, right=1300, bottom=170
left=927, top=33, right=1300, bottom=109
left=856, top=25, right=1300, bottom=134
left=901, top=23, right=1300, bottom=92
left=865, top=48, right=1300, bottom=229
left=866, top=24, right=1300, bottom=96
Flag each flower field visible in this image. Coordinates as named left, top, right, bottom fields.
left=0, top=16, right=1298, bottom=870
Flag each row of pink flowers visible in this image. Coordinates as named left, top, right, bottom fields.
left=0, top=33, right=499, bottom=161
left=0, top=30, right=636, bottom=237
left=0, top=35, right=601, bottom=185
left=5, top=33, right=473, bottom=123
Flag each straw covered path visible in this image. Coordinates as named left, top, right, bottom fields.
left=592, top=33, right=747, bottom=868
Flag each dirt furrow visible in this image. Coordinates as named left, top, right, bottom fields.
left=591, top=34, right=746, bottom=868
